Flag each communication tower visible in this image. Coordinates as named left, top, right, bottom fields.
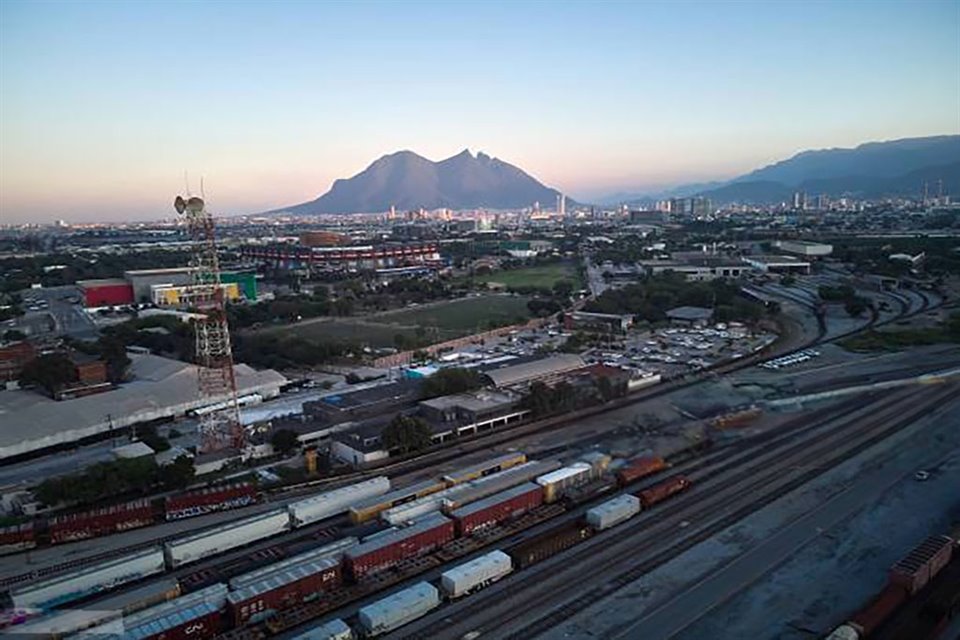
left=174, top=194, right=244, bottom=452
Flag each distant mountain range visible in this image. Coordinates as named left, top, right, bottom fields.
left=606, top=135, right=960, bottom=205
left=266, top=149, right=568, bottom=215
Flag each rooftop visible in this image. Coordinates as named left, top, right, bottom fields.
left=745, top=254, right=810, bottom=265
left=0, top=353, right=286, bottom=460
left=483, top=354, right=585, bottom=388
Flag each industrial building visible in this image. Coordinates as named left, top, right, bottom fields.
left=742, top=255, right=812, bottom=274
left=776, top=240, right=834, bottom=257
left=78, top=269, right=257, bottom=307
left=482, top=354, right=586, bottom=389
left=563, top=311, right=635, bottom=333
left=0, top=353, right=286, bottom=460
left=666, top=306, right=715, bottom=327
left=637, top=255, right=748, bottom=281
left=240, top=242, right=441, bottom=272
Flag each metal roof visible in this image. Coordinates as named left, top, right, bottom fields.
left=127, top=601, right=220, bottom=639
left=227, top=557, right=339, bottom=602
left=359, top=582, right=438, bottom=622
left=483, top=354, right=585, bottom=388
left=347, top=513, right=450, bottom=557
left=450, top=483, right=540, bottom=518
left=230, top=537, right=358, bottom=590
left=665, top=306, right=715, bottom=321
left=536, top=463, right=592, bottom=486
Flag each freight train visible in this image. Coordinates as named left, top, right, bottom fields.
left=825, top=532, right=957, bottom=640
left=0, top=483, right=258, bottom=555
left=4, top=451, right=684, bottom=639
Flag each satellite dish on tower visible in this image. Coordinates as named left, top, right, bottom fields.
left=174, top=196, right=187, bottom=214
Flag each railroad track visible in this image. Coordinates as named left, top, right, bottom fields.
left=0, top=286, right=943, bottom=592
left=398, top=384, right=955, bottom=640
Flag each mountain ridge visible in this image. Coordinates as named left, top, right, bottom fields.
left=266, top=149, right=568, bottom=215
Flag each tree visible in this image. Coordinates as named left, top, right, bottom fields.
left=19, top=353, right=77, bottom=395
left=420, top=368, right=482, bottom=399
left=136, top=425, right=170, bottom=452
left=159, top=455, right=195, bottom=490
left=381, top=415, right=433, bottom=454
left=271, top=428, right=301, bottom=456
left=98, top=335, right=131, bottom=383
left=552, top=280, right=574, bottom=299
left=2, top=329, right=25, bottom=342
left=845, top=296, right=870, bottom=317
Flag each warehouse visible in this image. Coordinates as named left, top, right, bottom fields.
left=0, top=353, right=286, bottom=460
left=482, top=354, right=586, bottom=389
left=777, top=239, right=833, bottom=257
left=124, top=268, right=258, bottom=303
left=743, top=254, right=812, bottom=274
left=77, top=278, right=135, bottom=307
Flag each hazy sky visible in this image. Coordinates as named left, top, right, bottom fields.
left=1, top=1, right=958, bottom=223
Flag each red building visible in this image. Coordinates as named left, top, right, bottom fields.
left=77, top=278, right=135, bottom=307
left=0, top=341, right=36, bottom=382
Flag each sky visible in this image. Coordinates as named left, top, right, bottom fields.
left=1, top=1, right=958, bottom=223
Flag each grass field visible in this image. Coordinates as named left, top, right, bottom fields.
left=470, top=262, right=582, bottom=290
left=261, top=294, right=532, bottom=348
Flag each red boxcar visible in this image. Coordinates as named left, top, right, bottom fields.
left=165, top=483, right=257, bottom=521
left=635, top=475, right=691, bottom=509
left=451, top=483, right=543, bottom=536
left=345, top=513, right=454, bottom=580
left=226, top=558, right=341, bottom=626
left=48, top=499, right=155, bottom=543
left=850, top=583, right=908, bottom=637
left=0, top=523, right=36, bottom=554
left=617, top=456, right=668, bottom=485
left=889, top=535, right=954, bottom=595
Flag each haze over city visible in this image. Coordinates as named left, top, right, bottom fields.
left=1, top=0, right=957, bottom=223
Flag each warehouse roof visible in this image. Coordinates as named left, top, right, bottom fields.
left=483, top=354, right=585, bottom=388
left=419, top=390, right=517, bottom=414
left=76, top=278, right=130, bottom=288
left=0, top=354, right=286, bottom=460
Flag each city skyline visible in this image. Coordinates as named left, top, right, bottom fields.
left=1, top=0, right=958, bottom=223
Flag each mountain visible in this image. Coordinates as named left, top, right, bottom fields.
left=268, top=149, right=568, bottom=214
left=601, top=135, right=960, bottom=205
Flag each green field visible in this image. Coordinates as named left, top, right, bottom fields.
left=470, top=262, right=582, bottom=290
left=262, top=294, right=532, bottom=348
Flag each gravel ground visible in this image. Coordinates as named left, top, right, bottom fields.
left=539, top=390, right=960, bottom=640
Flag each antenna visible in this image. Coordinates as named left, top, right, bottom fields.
left=200, top=176, right=206, bottom=200
left=184, top=171, right=192, bottom=197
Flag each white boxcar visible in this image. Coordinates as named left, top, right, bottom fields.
left=586, top=494, right=641, bottom=530
left=288, top=476, right=390, bottom=526
left=357, top=582, right=440, bottom=636
left=381, top=496, right=443, bottom=525
left=535, top=463, right=593, bottom=503
left=10, top=547, right=165, bottom=610
left=289, top=618, right=354, bottom=640
left=230, top=537, right=358, bottom=590
left=440, top=550, right=513, bottom=599
left=163, top=509, right=290, bottom=568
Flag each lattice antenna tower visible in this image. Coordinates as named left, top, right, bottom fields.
left=174, top=194, right=244, bottom=452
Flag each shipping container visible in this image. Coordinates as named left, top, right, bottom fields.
left=440, top=550, right=513, bottom=599
left=124, top=600, right=221, bottom=640
left=507, top=521, right=593, bottom=569
left=849, top=583, right=908, bottom=637
left=586, top=494, right=641, bottom=531
left=441, top=460, right=561, bottom=512
left=450, top=483, right=543, bottom=536
left=230, top=537, right=357, bottom=591
left=348, top=479, right=447, bottom=524
left=164, top=482, right=257, bottom=520
left=122, top=583, right=228, bottom=631
left=48, top=499, right=155, bottom=543
left=579, top=451, right=611, bottom=472
left=345, top=513, right=454, bottom=580
left=163, top=509, right=290, bottom=568
left=616, top=456, right=668, bottom=485
left=227, top=557, right=342, bottom=626
left=357, top=582, right=440, bottom=637
left=636, top=475, right=691, bottom=508
left=441, top=452, right=528, bottom=486
left=889, top=535, right=954, bottom=595
left=288, top=618, right=354, bottom=640
left=381, top=497, right=444, bottom=526
left=10, top=547, right=165, bottom=610
left=288, top=477, right=390, bottom=527
left=0, top=522, right=36, bottom=554
left=536, top=463, right=595, bottom=503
